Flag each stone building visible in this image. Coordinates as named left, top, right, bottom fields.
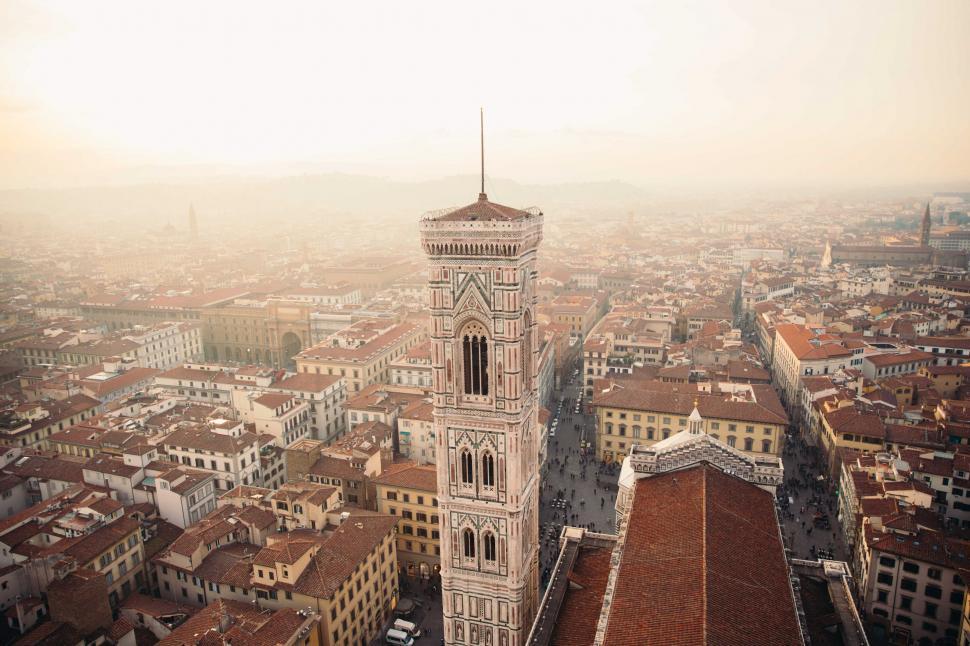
left=421, top=191, right=543, bottom=646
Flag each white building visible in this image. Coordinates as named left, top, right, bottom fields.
left=397, top=400, right=435, bottom=465
left=125, top=322, right=204, bottom=370
left=161, top=420, right=260, bottom=492
left=155, top=466, right=217, bottom=528
left=230, top=390, right=311, bottom=447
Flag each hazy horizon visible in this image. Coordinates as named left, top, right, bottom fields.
left=2, top=1, right=969, bottom=193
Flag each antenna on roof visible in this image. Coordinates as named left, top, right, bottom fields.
left=479, top=107, right=487, bottom=201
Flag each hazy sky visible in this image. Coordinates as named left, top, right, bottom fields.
left=1, top=1, right=969, bottom=190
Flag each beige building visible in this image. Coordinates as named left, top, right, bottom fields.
left=201, top=299, right=314, bottom=368
left=344, top=384, right=428, bottom=433
left=295, top=320, right=427, bottom=394
left=373, top=461, right=440, bottom=579
left=220, top=481, right=342, bottom=531
left=550, top=293, right=600, bottom=338
left=770, top=323, right=857, bottom=423
left=592, top=382, right=788, bottom=463
left=0, top=394, right=101, bottom=449
left=397, top=400, right=436, bottom=464
left=152, top=503, right=399, bottom=646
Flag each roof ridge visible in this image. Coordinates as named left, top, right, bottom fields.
left=701, top=465, right=708, bottom=646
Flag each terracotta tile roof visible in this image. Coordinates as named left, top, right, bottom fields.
left=157, top=598, right=310, bottom=646
left=431, top=195, right=534, bottom=222
left=308, top=454, right=364, bottom=481
left=548, top=544, right=613, bottom=646
left=120, top=592, right=196, bottom=618
left=601, top=464, right=803, bottom=645
left=194, top=542, right=259, bottom=587
left=822, top=407, right=886, bottom=440
left=775, top=324, right=852, bottom=360
left=290, top=512, right=397, bottom=599
left=273, top=372, right=342, bottom=392
left=253, top=392, right=292, bottom=409
left=63, top=515, right=140, bottom=565
left=592, top=383, right=788, bottom=426
left=865, top=350, right=934, bottom=367
left=163, top=426, right=258, bottom=455
left=372, top=461, right=437, bottom=492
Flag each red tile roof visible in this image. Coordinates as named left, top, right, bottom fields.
left=432, top=195, right=533, bottom=222
left=602, top=464, right=802, bottom=645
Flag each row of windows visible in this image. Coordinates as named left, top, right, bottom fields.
left=603, top=433, right=772, bottom=453
left=459, top=449, right=496, bottom=488
left=384, top=491, right=438, bottom=506
left=462, top=528, right=497, bottom=563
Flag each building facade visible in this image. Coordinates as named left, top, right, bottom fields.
left=421, top=193, right=543, bottom=646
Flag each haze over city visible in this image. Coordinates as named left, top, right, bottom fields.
left=3, top=3, right=970, bottom=646
left=2, top=0, right=969, bottom=194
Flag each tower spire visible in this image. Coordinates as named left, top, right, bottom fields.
left=479, top=107, right=486, bottom=201
left=921, top=201, right=932, bottom=246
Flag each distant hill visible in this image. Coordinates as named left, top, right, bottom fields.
left=0, top=173, right=651, bottom=225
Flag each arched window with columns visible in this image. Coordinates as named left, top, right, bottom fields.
left=460, top=321, right=490, bottom=396
left=463, top=528, right=476, bottom=559
left=522, top=311, right=533, bottom=393
left=481, top=452, right=495, bottom=488
left=483, top=532, right=496, bottom=562
left=460, top=449, right=474, bottom=484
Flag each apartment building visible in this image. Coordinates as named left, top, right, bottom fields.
left=373, top=462, right=440, bottom=579
left=771, top=323, right=858, bottom=420
left=155, top=365, right=347, bottom=442
left=0, top=394, right=101, bottom=449
left=295, top=320, right=427, bottom=394
left=155, top=466, right=218, bottom=528
left=16, top=322, right=202, bottom=370
left=397, top=400, right=435, bottom=464
left=389, top=339, right=433, bottom=388
left=0, top=487, right=147, bottom=609
left=344, top=384, right=427, bottom=433
left=858, top=521, right=967, bottom=645
left=592, top=382, right=788, bottom=463
left=230, top=390, right=311, bottom=447
left=161, top=420, right=261, bottom=491
left=550, top=293, right=600, bottom=338
left=153, top=504, right=399, bottom=646
left=219, top=480, right=342, bottom=531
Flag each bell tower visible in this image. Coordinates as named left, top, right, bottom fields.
left=420, top=192, right=543, bottom=646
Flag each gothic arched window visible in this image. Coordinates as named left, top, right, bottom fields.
left=460, top=449, right=474, bottom=485
left=461, top=322, right=490, bottom=396
left=483, top=532, right=496, bottom=562
left=522, top=311, right=533, bottom=393
left=462, top=528, right=476, bottom=559
left=481, top=452, right=495, bottom=488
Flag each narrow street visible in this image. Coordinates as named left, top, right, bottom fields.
left=538, top=378, right=620, bottom=590
left=777, top=430, right=849, bottom=563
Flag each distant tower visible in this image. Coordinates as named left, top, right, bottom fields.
left=420, top=111, right=543, bottom=646
left=821, top=240, right=833, bottom=269
left=189, top=204, right=199, bottom=239
left=920, top=202, right=931, bottom=246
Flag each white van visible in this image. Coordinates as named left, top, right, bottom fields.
left=385, top=628, right=415, bottom=646
left=393, top=618, right=422, bottom=637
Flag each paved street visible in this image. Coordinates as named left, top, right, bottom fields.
left=538, top=378, right=620, bottom=590
left=777, top=431, right=849, bottom=563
